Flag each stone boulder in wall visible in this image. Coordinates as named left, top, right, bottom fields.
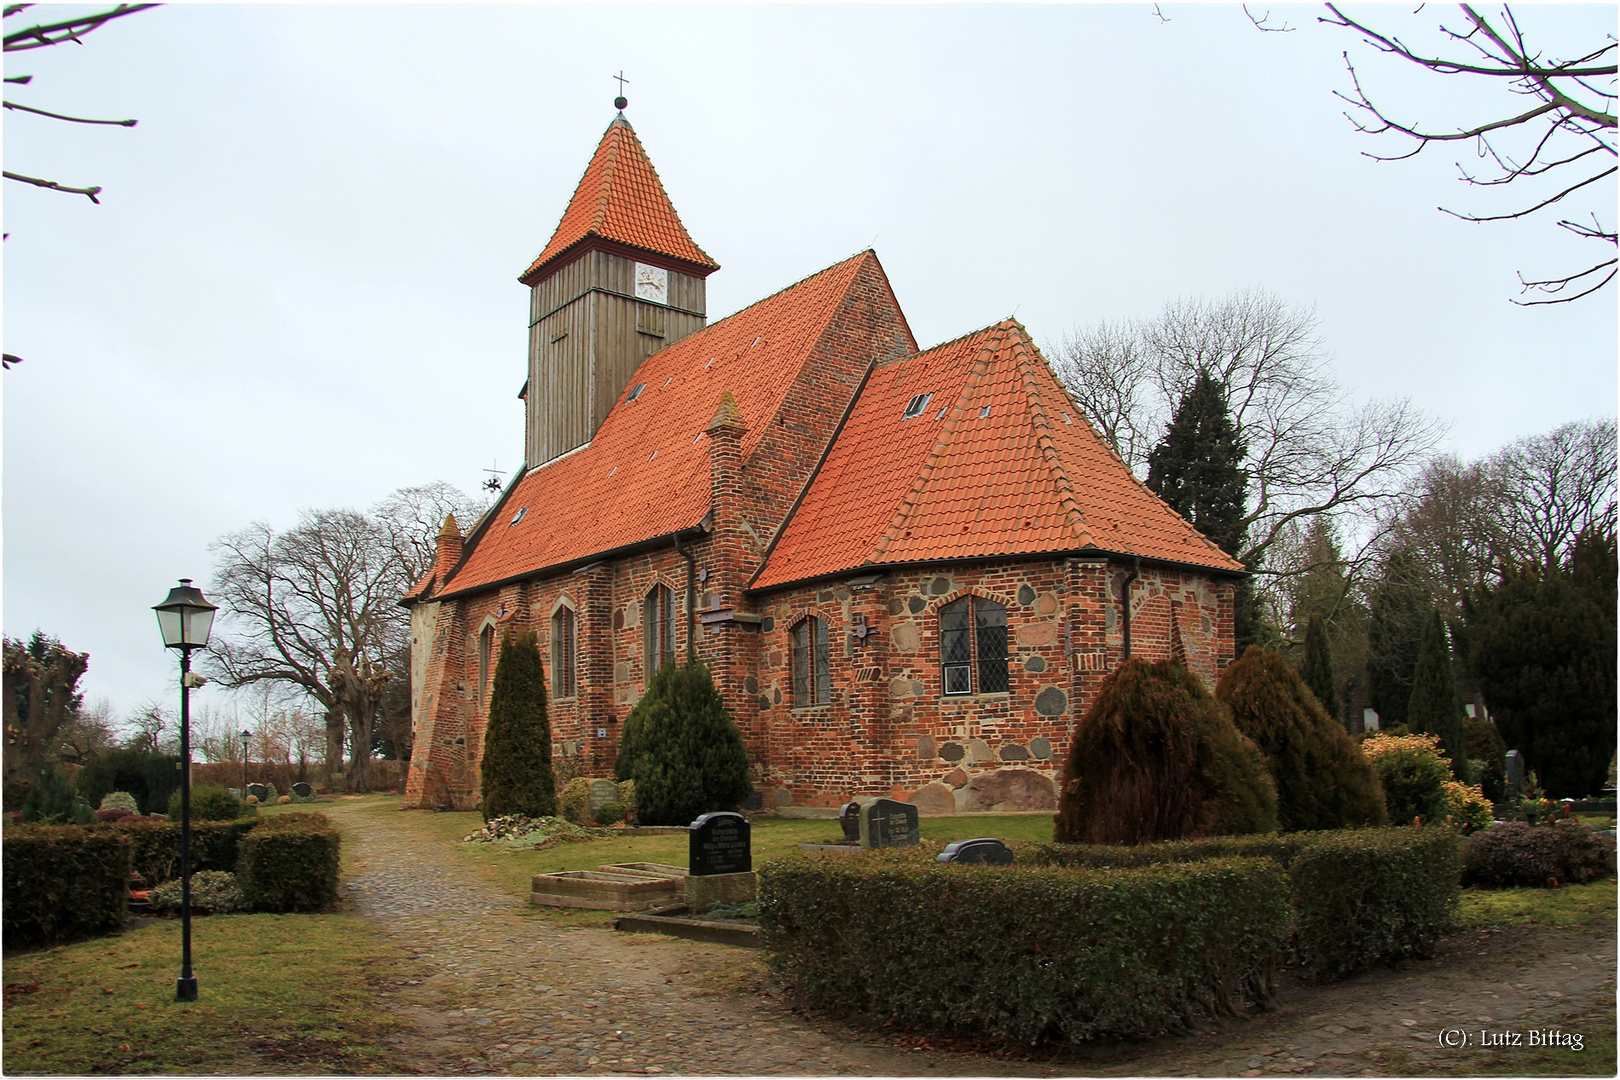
left=965, top=767, right=1057, bottom=812
left=906, top=781, right=956, bottom=816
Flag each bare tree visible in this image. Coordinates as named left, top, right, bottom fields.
left=1383, top=453, right=1516, bottom=622
left=1322, top=4, right=1617, bottom=304
left=1049, top=319, right=1157, bottom=471
left=3, top=3, right=154, bottom=204
left=1491, top=416, right=1618, bottom=571
left=57, top=696, right=118, bottom=765
left=371, top=482, right=491, bottom=588
left=122, top=700, right=174, bottom=755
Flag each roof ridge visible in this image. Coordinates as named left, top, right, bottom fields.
left=1008, top=327, right=1095, bottom=547
left=698, top=250, right=869, bottom=336
left=869, top=322, right=1007, bottom=562
left=589, top=118, right=622, bottom=236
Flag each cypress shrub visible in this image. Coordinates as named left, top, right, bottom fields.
left=1463, top=713, right=1509, bottom=802
left=479, top=630, right=555, bottom=822
left=1054, top=658, right=1277, bottom=844
left=759, top=853, right=1290, bottom=1044
left=1217, top=646, right=1386, bottom=831
left=620, top=660, right=751, bottom=826
left=1360, top=732, right=1453, bottom=825
left=1300, top=613, right=1342, bottom=723
left=3, top=825, right=132, bottom=947
left=1407, top=610, right=1471, bottom=781
left=237, top=813, right=341, bottom=913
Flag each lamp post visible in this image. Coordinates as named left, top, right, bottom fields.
left=240, top=729, right=251, bottom=795
left=152, top=578, right=216, bottom=1004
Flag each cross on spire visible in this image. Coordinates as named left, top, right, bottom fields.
left=613, top=70, right=629, bottom=112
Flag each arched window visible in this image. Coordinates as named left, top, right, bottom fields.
left=791, top=616, right=831, bottom=706
left=551, top=606, right=577, bottom=699
left=478, top=623, right=495, bottom=707
left=643, top=584, right=676, bottom=677
left=939, top=596, right=1008, bottom=695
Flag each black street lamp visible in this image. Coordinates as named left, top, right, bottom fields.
left=152, top=578, right=216, bottom=1003
left=240, top=729, right=251, bottom=795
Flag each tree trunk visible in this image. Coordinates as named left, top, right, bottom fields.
left=324, top=708, right=345, bottom=788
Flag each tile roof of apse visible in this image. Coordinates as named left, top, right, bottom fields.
left=751, top=320, right=1246, bottom=590
left=434, top=252, right=883, bottom=599
left=521, top=115, right=719, bottom=283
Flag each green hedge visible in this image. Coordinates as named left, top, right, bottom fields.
left=1024, top=828, right=1462, bottom=980
left=237, top=813, right=341, bottom=913
left=3, top=825, right=132, bottom=947
left=103, top=818, right=261, bottom=885
left=759, top=852, right=1290, bottom=1044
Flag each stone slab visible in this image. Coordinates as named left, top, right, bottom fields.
left=530, top=869, right=685, bottom=912
left=685, top=870, right=756, bottom=913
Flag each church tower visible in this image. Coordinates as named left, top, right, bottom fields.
left=518, top=115, right=719, bottom=468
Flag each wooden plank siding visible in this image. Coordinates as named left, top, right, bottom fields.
left=526, top=249, right=708, bottom=468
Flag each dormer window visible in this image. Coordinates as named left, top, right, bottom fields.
left=626, top=383, right=646, bottom=402
left=902, top=393, right=933, bottom=420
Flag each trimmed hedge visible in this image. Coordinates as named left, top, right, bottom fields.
left=1462, top=820, right=1617, bottom=887
left=1024, top=828, right=1462, bottom=981
left=104, top=818, right=261, bottom=885
left=3, top=825, right=132, bottom=947
left=237, top=813, right=341, bottom=913
left=759, top=852, right=1290, bottom=1044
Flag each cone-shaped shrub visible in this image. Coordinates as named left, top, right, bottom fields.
left=1300, top=613, right=1342, bottom=724
left=1407, top=611, right=1471, bottom=782
left=1054, top=658, right=1278, bottom=845
left=1217, top=646, right=1387, bottom=831
left=619, top=660, right=751, bottom=826
left=479, top=630, right=555, bottom=823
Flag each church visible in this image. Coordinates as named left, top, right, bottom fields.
left=401, top=112, right=1244, bottom=813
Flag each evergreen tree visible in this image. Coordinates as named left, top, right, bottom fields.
left=1217, top=646, right=1386, bottom=830
left=1365, top=548, right=1429, bottom=730
left=1145, top=371, right=1258, bottom=646
left=479, top=631, right=555, bottom=822
left=1054, top=658, right=1277, bottom=844
left=623, top=660, right=751, bottom=826
left=1407, top=610, right=1472, bottom=782
left=1463, top=712, right=1509, bottom=802
left=1466, top=529, right=1617, bottom=797
left=1300, top=613, right=1342, bottom=725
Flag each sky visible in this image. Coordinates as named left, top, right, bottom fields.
left=4, top=2, right=1616, bottom=724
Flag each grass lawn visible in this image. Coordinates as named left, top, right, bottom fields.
left=1455, top=876, right=1617, bottom=930
left=1, top=912, right=413, bottom=1074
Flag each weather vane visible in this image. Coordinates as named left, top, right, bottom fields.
left=482, top=459, right=504, bottom=494
left=613, top=70, right=629, bottom=112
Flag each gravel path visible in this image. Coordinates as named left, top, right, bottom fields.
left=324, top=800, right=1615, bottom=1077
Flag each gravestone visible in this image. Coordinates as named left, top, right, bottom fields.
left=936, top=837, right=1014, bottom=865
left=1506, top=750, right=1524, bottom=800
left=588, top=779, right=620, bottom=816
left=859, top=798, right=919, bottom=848
left=291, top=782, right=313, bottom=800
left=839, top=802, right=862, bottom=842
left=689, top=812, right=751, bottom=875
left=246, top=783, right=269, bottom=803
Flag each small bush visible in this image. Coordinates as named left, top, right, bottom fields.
left=1462, top=819, right=1617, bottom=887
left=167, top=785, right=254, bottom=822
left=1443, top=781, right=1494, bottom=833
left=245, top=794, right=260, bottom=806
left=1360, top=732, right=1453, bottom=825
left=277, top=794, right=292, bottom=805
left=3, top=825, right=131, bottom=946
left=760, top=853, right=1289, bottom=1043
left=557, top=777, right=592, bottom=825
left=147, top=870, right=250, bottom=914
left=237, top=813, right=340, bottom=912
left=617, top=660, right=751, bottom=826
left=99, top=791, right=140, bottom=814
left=1055, top=658, right=1277, bottom=844
left=594, top=801, right=626, bottom=825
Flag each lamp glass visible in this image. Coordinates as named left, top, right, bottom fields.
left=153, top=580, right=218, bottom=649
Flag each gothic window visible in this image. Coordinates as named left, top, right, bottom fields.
left=643, top=584, right=676, bottom=678
left=939, top=596, right=1008, bottom=695
left=791, top=616, right=831, bottom=707
left=551, top=606, right=577, bottom=699
left=478, top=623, right=495, bottom=707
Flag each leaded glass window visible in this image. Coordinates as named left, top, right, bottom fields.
left=552, top=606, right=577, bottom=699
left=643, top=585, right=675, bottom=678
left=792, top=616, right=830, bottom=706
left=939, top=596, right=1009, bottom=695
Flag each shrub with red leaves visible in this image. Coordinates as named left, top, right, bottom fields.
left=1462, top=819, right=1616, bottom=887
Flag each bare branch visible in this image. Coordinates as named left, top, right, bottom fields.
left=4, top=99, right=135, bottom=126
left=3, top=169, right=100, bottom=202
left=1151, top=4, right=1169, bottom=24
left=3, top=3, right=157, bottom=51
left=4, top=73, right=29, bottom=83
left=1512, top=257, right=1618, bottom=305
left=1244, top=5, right=1294, bottom=33
left=1, top=354, right=21, bottom=370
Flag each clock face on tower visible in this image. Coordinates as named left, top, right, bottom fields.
left=634, top=263, right=668, bottom=305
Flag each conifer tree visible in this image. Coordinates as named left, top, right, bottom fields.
left=622, top=660, right=751, bottom=826
left=1366, top=548, right=1430, bottom=730
left=1300, top=612, right=1342, bottom=725
left=1145, top=371, right=1257, bottom=646
left=1054, top=658, right=1277, bottom=844
left=1217, top=646, right=1386, bottom=830
left=479, top=630, right=555, bottom=822
left=1407, top=610, right=1472, bottom=782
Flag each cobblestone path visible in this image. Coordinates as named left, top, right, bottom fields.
left=327, top=801, right=1615, bottom=1077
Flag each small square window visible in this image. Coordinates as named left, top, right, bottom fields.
left=902, top=393, right=933, bottom=420
left=943, top=665, right=972, bottom=695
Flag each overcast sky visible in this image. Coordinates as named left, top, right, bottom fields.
left=4, top=2, right=1615, bottom=725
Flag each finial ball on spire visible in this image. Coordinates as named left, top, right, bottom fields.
left=613, top=71, right=629, bottom=113
left=614, top=95, right=628, bottom=111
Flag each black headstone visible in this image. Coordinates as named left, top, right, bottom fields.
left=292, top=782, right=313, bottom=799
left=839, top=802, right=862, bottom=842
left=247, top=783, right=269, bottom=802
left=936, top=837, right=1015, bottom=865
left=689, top=811, right=751, bottom=876
left=860, top=798, right=919, bottom=848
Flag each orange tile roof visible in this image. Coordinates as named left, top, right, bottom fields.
left=521, top=116, right=718, bottom=282
left=752, top=320, right=1245, bottom=590
left=435, top=253, right=880, bottom=598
